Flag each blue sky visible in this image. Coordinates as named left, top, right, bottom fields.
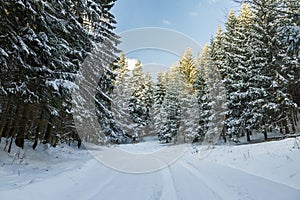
left=111, top=0, right=239, bottom=76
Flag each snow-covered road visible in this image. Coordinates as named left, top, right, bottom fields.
left=1, top=138, right=300, bottom=200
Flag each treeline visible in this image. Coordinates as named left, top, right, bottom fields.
left=0, top=0, right=299, bottom=150
left=0, top=0, right=122, bottom=151
left=113, top=1, right=300, bottom=143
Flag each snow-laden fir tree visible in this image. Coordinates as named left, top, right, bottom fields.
left=142, top=72, right=154, bottom=134
left=143, top=72, right=154, bottom=124
left=103, top=53, right=130, bottom=144
left=228, top=4, right=255, bottom=141
left=177, top=48, right=197, bottom=90
left=158, top=67, right=181, bottom=143
left=176, top=49, right=199, bottom=142
left=127, top=61, right=148, bottom=139
left=150, top=71, right=166, bottom=137
left=217, top=8, right=247, bottom=140
left=194, top=44, right=214, bottom=142
left=0, top=0, right=120, bottom=149
left=153, top=71, right=166, bottom=106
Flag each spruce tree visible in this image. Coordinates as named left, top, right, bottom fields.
left=151, top=71, right=166, bottom=137
left=142, top=72, right=154, bottom=126
left=158, top=67, right=181, bottom=143
left=109, top=53, right=132, bottom=143
left=177, top=48, right=197, bottom=90
left=194, top=45, right=213, bottom=142
left=128, top=61, right=147, bottom=139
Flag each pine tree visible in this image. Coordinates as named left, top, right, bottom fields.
left=153, top=71, right=166, bottom=105
left=211, top=27, right=226, bottom=79
left=178, top=86, right=199, bottom=143
left=177, top=48, right=197, bottom=90
left=109, top=53, right=132, bottom=143
left=114, top=53, right=129, bottom=88
left=158, top=68, right=181, bottom=143
left=209, top=27, right=229, bottom=142
left=194, top=45, right=213, bottom=142
left=233, top=3, right=255, bottom=141
left=142, top=72, right=154, bottom=126
left=151, top=71, right=166, bottom=137
left=128, top=61, right=147, bottom=139
left=223, top=8, right=245, bottom=140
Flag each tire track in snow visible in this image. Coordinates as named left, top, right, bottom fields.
left=176, top=161, right=224, bottom=200
left=179, top=159, right=258, bottom=200
left=209, top=161, right=300, bottom=190
left=50, top=159, right=120, bottom=200
left=180, top=158, right=300, bottom=200
left=159, top=166, right=178, bottom=200
left=0, top=158, right=120, bottom=200
left=85, top=171, right=119, bottom=200
left=87, top=164, right=165, bottom=200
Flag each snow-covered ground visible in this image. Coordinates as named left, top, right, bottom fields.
left=0, top=137, right=300, bottom=200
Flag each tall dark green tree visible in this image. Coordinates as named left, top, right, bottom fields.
left=194, top=45, right=212, bottom=142
left=127, top=61, right=148, bottom=138
left=158, top=67, right=181, bottom=143
left=0, top=0, right=120, bottom=149
left=150, top=71, right=166, bottom=137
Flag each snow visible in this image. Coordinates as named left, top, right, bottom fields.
left=119, top=136, right=164, bottom=153
left=0, top=48, right=8, bottom=57
left=126, top=58, right=140, bottom=70
left=0, top=137, right=300, bottom=200
left=45, top=79, right=75, bottom=92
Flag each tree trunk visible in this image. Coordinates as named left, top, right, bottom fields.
left=263, top=128, right=268, bottom=141
left=222, top=126, right=227, bottom=143
left=279, top=122, right=283, bottom=134
left=43, top=117, right=53, bottom=144
left=246, top=130, right=251, bottom=142
left=283, top=118, right=290, bottom=134
left=15, top=104, right=30, bottom=149
left=0, top=97, right=12, bottom=139
left=33, top=105, right=45, bottom=149
left=8, top=137, right=13, bottom=153
left=14, top=103, right=24, bottom=148
left=289, top=114, right=296, bottom=134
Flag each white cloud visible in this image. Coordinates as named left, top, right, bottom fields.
left=162, top=19, right=171, bottom=25
left=189, top=11, right=198, bottom=17
left=126, top=58, right=139, bottom=70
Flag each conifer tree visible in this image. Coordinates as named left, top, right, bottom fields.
left=177, top=48, right=197, bottom=90
left=128, top=61, right=147, bottom=139
left=151, top=71, right=166, bottom=137
left=108, top=53, right=132, bottom=143
left=143, top=72, right=154, bottom=126
left=158, top=68, right=181, bottom=143
left=194, top=45, right=213, bottom=142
